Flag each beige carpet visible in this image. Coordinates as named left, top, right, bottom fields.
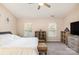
left=47, top=43, right=78, bottom=55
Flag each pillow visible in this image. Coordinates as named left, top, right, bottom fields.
left=0, top=34, right=21, bottom=40
left=11, top=35, right=21, bottom=39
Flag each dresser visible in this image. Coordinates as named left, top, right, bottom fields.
left=68, top=35, right=79, bottom=53
left=35, top=30, right=47, bottom=42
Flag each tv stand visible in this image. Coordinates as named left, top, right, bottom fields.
left=68, top=34, right=79, bottom=53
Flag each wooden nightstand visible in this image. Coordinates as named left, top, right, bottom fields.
left=37, top=43, right=47, bottom=55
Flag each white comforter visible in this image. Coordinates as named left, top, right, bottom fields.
left=0, top=34, right=38, bottom=48
left=0, top=34, right=38, bottom=55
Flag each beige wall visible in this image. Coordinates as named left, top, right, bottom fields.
left=0, top=4, right=17, bottom=34
left=0, top=4, right=64, bottom=41
left=16, top=17, right=63, bottom=41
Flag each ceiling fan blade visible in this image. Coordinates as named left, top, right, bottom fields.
left=44, top=3, right=51, bottom=8
left=38, top=5, right=40, bottom=10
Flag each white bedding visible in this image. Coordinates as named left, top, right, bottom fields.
left=0, top=34, right=38, bottom=55
left=0, top=34, right=38, bottom=48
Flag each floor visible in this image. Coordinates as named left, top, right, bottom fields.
left=47, top=42, right=78, bottom=55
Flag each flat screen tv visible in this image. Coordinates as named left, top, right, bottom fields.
left=70, top=21, right=79, bottom=35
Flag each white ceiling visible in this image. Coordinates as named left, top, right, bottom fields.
left=2, top=3, right=77, bottom=19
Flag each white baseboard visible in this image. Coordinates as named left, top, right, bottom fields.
left=47, top=41, right=61, bottom=43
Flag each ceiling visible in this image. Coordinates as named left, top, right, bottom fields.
left=2, top=3, right=77, bottom=19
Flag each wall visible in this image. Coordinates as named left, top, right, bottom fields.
left=0, top=4, right=17, bottom=34
left=1, top=3, right=79, bottom=41
left=63, top=6, right=79, bottom=31
left=1, top=3, right=77, bottom=41
left=16, top=17, right=63, bottom=41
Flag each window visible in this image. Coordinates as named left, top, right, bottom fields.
left=24, top=23, right=33, bottom=37
left=48, top=23, right=57, bottom=37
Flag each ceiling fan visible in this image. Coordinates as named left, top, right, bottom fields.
left=28, top=3, right=51, bottom=10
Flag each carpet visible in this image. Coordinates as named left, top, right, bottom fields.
left=47, top=42, right=78, bottom=55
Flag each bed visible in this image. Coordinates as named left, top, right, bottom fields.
left=0, top=32, right=38, bottom=55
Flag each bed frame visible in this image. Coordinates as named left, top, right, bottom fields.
left=0, top=31, right=12, bottom=34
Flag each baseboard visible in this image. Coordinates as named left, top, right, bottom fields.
left=47, top=41, right=61, bottom=43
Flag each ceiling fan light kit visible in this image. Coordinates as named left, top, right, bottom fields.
left=28, top=3, right=51, bottom=10
left=38, top=3, right=51, bottom=10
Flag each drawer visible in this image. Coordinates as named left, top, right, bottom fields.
left=68, top=44, right=78, bottom=51
left=68, top=42, right=78, bottom=48
left=68, top=37, right=79, bottom=41
left=68, top=41, right=79, bottom=46
left=68, top=39, right=79, bottom=43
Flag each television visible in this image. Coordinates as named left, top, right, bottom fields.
left=70, top=21, right=79, bottom=35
